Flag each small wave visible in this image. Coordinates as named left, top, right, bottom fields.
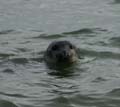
left=79, top=48, right=120, bottom=60
left=2, top=68, right=15, bottom=74
left=30, top=57, right=44, bottom=62
left=0, top=30, right=14, bottom=35
left=9, top=55, right=44, bottom=64
left=48, top=69, right=75, bottom=78
left=32, top=33, right=65, bottom=39
left=0, top=92, right=29, bottom=98
left=106, top=88, right=120, bottom=96
left=10, top=58, right=29, bottom=64
left=0, top=53, right=15, bottom=58
left=31, top=28, right=108, bottom=40
left=0, top=51, right=44, bottom=65
left=30, top=29, right=43, bottom=32
left=92, top=77, right=108, bottom=83
left=0, top=30, right=21, bottom=35
left=109, top=37, right=120, bottom=47
left=62, top=28, right=108, bottom=35
left=47, top=95, right=103, bottom=107
left=63, top=28, right=95, bottom=35
left=16, top=48, right=30, bottom=52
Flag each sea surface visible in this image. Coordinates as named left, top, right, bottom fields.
left=0, top=0, right=120, bottom=107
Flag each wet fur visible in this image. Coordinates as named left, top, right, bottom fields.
left=44, top=41, right=78, bottom=64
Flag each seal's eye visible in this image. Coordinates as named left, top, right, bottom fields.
left=52, top=45, right=59, bottom=51
left=69, top=44, right=73, bottom=49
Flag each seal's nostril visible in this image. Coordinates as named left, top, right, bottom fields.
left=62, top=51, right=70, bottom=59
left=56, top=50, right=70, bottom=61
left=62, top=51, right=66, bottom=57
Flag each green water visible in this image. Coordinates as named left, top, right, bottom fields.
left=0, top=0, right=120, bottom=107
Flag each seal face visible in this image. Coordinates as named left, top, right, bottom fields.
left=44, top=41, right=78, bottom=64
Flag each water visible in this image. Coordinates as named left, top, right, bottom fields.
left=0, top=0, right=120, bottom=107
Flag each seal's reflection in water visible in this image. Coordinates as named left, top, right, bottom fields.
left=46, top=62, right=77, bottom=78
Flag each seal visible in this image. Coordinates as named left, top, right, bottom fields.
left=44, top=41, right=78, bottom=64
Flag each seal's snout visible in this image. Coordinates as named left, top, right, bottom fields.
left=56, top=50, right=70, bottom=61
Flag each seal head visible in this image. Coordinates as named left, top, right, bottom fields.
left=44, top=41, right=78, bottom=64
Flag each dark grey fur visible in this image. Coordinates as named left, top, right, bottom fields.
left=44, top=41, right=78, bottom=64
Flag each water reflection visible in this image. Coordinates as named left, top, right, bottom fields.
left=46, top=96, right=72, bottom=107
left=46, top=62, right=77, bottom=78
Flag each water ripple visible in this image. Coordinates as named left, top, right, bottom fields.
left=0, top=53, right=15, bottom=58
left=106, top=88, right=120, bottom=97
left=0, top=30, right=15, bottom=35
left=109, top=37, right=120, bottom=47
left=79, top=48, right=120, bottom=60
left=31, top=28, right=108, bottom=40
left=2, top=68, right=15, bottom=74
left=10, top=58, right=29, bottom=64
left=62, top=28, right=108, bottom=35
left=92, top=77, right=108, bottom=83
left=32, top=33, right=65, bottom=39
left=0, top=30, right=21, bottom=35
left=0, top=91, right=29, bottom=98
